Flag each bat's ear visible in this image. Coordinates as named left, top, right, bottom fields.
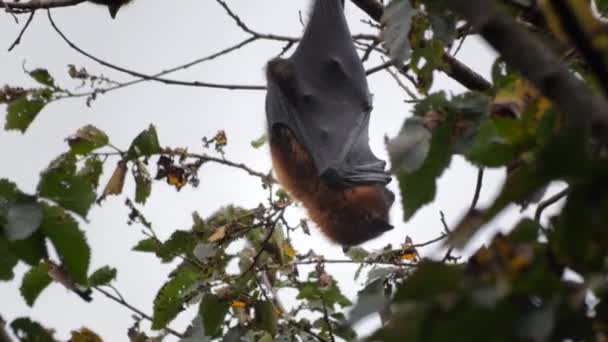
left=108, top=4, right=120, bottom=18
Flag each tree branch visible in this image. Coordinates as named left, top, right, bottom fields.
left=447, top=0, right=608, bottom=144
left=7, top=11, right=35, bottom=51
left=0, top=0, right=84, bottom=11
left=349, top=0, right=492, bottom=92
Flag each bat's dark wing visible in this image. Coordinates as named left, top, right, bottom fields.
left=265, top=0, right=391, bottom=187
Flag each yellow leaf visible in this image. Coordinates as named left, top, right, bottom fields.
left=215, top=130, right=227, bottom=146
left=208, top=226, right=227, bottom=242
left=231, top=300, right=247, bottom=308
left=283, top=242, right=296, bottom=259
left=401, top=250, right=417, bottom=261
left=98, top=161, right=127, bottom=203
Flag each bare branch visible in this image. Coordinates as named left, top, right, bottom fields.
left=8, top=11, right=35, bottom=51
left=47, top=11, right=266, bottom=91
left=534, top=186, right=570, bottom=222
left=469, top=167, right=484, bottom=213
left=0, top=0, right=85, bottom=11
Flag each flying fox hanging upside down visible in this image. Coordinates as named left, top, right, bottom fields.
left=265, top=0, right=395, bottom=246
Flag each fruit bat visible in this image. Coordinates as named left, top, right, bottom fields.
left=265, top=0, right=395, bottom=246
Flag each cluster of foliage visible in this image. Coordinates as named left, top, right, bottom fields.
left=2, top=0, right=608, bottom=341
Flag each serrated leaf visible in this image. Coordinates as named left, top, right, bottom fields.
left=40, top=204, right=90, bottom=284
left=127, top=125, right=161, bottom=160
left=0, top=235, right=18, bottom=280
left=77, top=156, right=103, bottom=189
left=20, top=262, right=52, bottom=306
left=152, top=269, right=201, bottom=329
left=88, top=265, right=117, bottom=286
left=10, top=317, right=57, bottom=342
left=250, top=134, right=268, bottom=149
left=199, top=293, right=229, bottom=337
left=98, top=161, right=127, bottom=203
left=396, top=123, right=452, bottom=221
left=29, top=69, right=56, bottom=87
left=134, top=160, right=152, bottom=204
left=381, top=0, right=417, bottom=62
left=10, top=231, right=48, bottom=266
left=4, top=201, right=42, bottom=241
left=132, top=238, right=161, bottom=253
left=67, top=125, right=109, bottom=155
left=5, top=96, right=47, bottom=133
left=158, top=230, right=197, bottom=263
left=38, top=154, right=96, bottom=218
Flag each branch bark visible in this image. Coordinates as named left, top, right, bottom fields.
left=447, top=0, right=608, bottom=143
left=0, top=0, right=84, bottom=10
left=350, top=0, right=492, bottom=91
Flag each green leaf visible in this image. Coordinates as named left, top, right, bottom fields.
left=10, top=317, right=57, bottom=342
left=396, top=122, right=452, bottom=221
left=37, top=153, right=96, bottom=218
left=10, top=231, right=48, bottom=266
left=132, top=238, right=161, bottom=253
left=67, top=125, right=109, bottom=155
left=152, top=268, right=201, bottom=329
left=40, top=204, right=90, bottom=284
left=254, top=300, right=277, bottom=336
left=29, top=69, right=56, bottom=87
left=0, top=235, right=18, bottom=280
left=126, top=124, right=161, bottom=160
left=88, top=265, right=117, bottom=287
left=394, top=261, right=463, bottom=302
left=5, top=96, right=47, bottom=133
left=77, top=156, right=103, bottom=189
left=157, top=230, right=197, bottom=263
left=381, top=0, right=417, bottom=62
left=466, top=119, right=518, bottom=167
left=346, top=247, right=369, bottom=262
left=134, top=160, right=152, bottom=204
left=250, top=134, right=268, bottom=149
left=199, top=293, right=229, bottom=337
left=20, top=262, right=52, bottom=306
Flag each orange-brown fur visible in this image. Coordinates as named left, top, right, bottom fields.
left=270, top=125, right=393, bottom=246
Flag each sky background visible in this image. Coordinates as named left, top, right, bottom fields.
left=0, top=1, right=565, bottom=340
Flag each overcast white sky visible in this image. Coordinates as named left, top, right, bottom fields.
left=0, top=1, right=564, bottom=341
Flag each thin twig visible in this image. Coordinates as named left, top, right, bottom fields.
left=47, top=10, right=266, bottom=91
left=469, top=167, right=484, bottom=213
left=8, top=11, right=35, bottom=51
left=534, top=186, right=570, bottom=222
left=94, top=287, right=184, bottom=339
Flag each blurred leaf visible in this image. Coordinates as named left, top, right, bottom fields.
left=134, top=160, right=152, bottom=204
left=132, top=238, right=161, bottom=253
left=466, top=119, right=518, bottom=167
left=396, top=122, right=452, bottom=221
left=40, top=204, right=90, bottom=284
left=179, top=315, right=211, bottom=342
left=67, top=125, right=109, bottom=155
left=394, top=261, right=463, bottom=302
left=387, top=117, right=431, bottom=173
left=20, top=262, right=52, bottom=306
left=98, top=161, right=127, bottom=203
left=127, top=125, right=161, bottom=160
left=250, top=134, right=268, bottom=149
left=381, top=0, right=417, bottom=61
left=3, top=201, right=42, bottom=241
left=348, top=279, right=388, bottom=325
left=254, top=300, right=278, bottom=336
left=152, top=268, right=201, bottom=329
left=193, top=242, right=216, bottom=262
left=29, top=69, right=56, bottom=87
left=77, top=156, right=103, bottom=189
left=346, top=247, right=369, bottom=262
left=70, top=327, right=103, bottom=342
left=10, top=317, right=57, bottom=342
left=88, top=265, right=117, bottom=287
left=37, top=153, right=96, bottom=218
left=5, top=96, right=47, bottom=133
left=199, top=293, right=230, bottom=337
left=0, top=235, right=18, bottom=280
left=10, top=231, right=48, bottom=266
